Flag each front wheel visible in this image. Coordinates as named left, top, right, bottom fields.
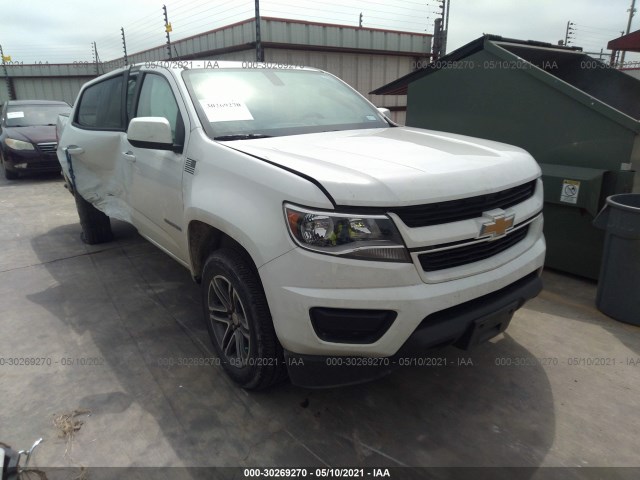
left=202, top=248, right=286, bottom=390
left=74, top=192, right=113, bottom=244
left=1, top=154, right=18, bottom=180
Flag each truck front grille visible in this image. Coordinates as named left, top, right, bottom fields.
left=391, top=180, right=536, bottom=228
left=418, top=225, right=530, bottom=272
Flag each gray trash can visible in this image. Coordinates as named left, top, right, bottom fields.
left=593, top=194, right=640, bottom=325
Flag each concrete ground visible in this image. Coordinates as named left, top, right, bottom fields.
left=0, top=174, right=639, bottom=475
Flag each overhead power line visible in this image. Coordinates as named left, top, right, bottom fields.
left=4, top=0, right=436, bottom=63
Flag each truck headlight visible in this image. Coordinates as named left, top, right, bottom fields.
left=5, top=138, right=35, bottom=151
left=284, top=204, right=410, bottom=262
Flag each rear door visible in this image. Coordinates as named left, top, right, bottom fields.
left=58, top=72, right=131, bottom=221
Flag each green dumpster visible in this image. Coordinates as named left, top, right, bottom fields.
left=371, top=35, right=640, bottom=279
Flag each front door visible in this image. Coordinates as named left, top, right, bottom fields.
left=126, top=71, right=189, bottom=260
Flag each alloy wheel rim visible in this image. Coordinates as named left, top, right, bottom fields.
left=208, top=274, right=251, bottom=365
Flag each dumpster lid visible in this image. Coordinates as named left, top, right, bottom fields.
left=488, top=40, right=640, bottom=131
left=370, top=34, right=582, bottom=96
left=539, top=163, right=608, bottom=182
left=372, top=34, right=640, bottom=133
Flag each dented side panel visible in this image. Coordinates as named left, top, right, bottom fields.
left=57, top=127, right=133, bottom=224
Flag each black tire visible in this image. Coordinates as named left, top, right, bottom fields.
left=202, top=248, right=287, bottom=390
left=4, top=168, right=18, bottom=180
left=1, top=155, right=18, bottom=180
left=74, top=192, right=113, bottom=244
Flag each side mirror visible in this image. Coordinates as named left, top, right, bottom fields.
left=377, top=107, right=391, bottom=119
left=127, top=117, right=174, bottom=150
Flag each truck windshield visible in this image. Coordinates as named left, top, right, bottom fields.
left=5, top=104, right=71, bottom=127
left=182, top=68, right=389, bottom=139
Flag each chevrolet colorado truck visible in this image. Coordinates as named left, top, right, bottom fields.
left=56, top=61, right=545, bottom=390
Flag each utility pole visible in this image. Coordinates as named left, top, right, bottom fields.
left=359, top=12, right=363, bottom=28
left=438, top=0, right=445, bottom=30
left=564, top=21, right=575, bottom=45
left=92, top=42, right=100, bottom=75
left=620, top=0, right=636, bottom=67
left=432, top=17, right=443, bottom=62
left=443, top=0, right=450, bottom=54
left=255, top=0, right=264, bottom=62
left=163, top=4, right=172, bottom=60
left=0, top=44, right=16, bottom=100
left=431, top=1, right=446, bottom=61
left=121, top=28, right=128, bottom=66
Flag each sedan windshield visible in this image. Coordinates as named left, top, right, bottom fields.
left=5, top=104, right=71, bottom=127
left=182, top=68, right=389, bottom=139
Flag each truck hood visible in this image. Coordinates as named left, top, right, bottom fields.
left=227, top=127, right=541, bottom=207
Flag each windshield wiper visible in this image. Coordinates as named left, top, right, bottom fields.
left=213, top=133, right=272, bottom=141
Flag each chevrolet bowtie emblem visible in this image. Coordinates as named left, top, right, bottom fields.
left=479, top=214, right=515, bottom=239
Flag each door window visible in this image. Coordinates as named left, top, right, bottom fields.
left=136, top=74, right=184, bottom=144
left=76, top=75, right=123, bottom=129
left=126, top=73, right=139, bottom=122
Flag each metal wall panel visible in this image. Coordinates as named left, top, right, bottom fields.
left=0, top=19, right=426, bottom=123
left=261, top=18, right=430, bottom=55
left=11, top=77, right=91, bottom=105
left=0, top=80, right=10, bottom=104
left=393, top=110, right=407, bottom=126
left=5, top=64, right=96, bottom=77
left=207, top=50, right=257, bottom=62
left=104, top=18, right=429, bottom=69
left=107, top=21, right=258, bottom=68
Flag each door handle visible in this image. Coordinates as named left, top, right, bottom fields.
left=123, top=151, right=136, bottom=163
left=66, top=145, right=84, bottom=155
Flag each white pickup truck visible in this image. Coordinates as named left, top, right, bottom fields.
left=56, top=61, right=545, bottom=390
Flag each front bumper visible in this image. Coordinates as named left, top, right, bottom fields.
left=284, top=270, right=542, bottom=387
left=3, top=147, right=61, bottom=174
left=259, top=223, right=545, bottom=357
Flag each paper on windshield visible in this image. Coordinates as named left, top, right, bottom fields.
left=199, top=99, right=254, bottom=122
left=7, top=111, right=24, bottom=119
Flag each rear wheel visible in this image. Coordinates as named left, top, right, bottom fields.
left=202, top=248, right=287, bottom=390
left=74, top=192, right=113, bottom=244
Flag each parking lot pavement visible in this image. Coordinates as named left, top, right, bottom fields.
left=0, top=174, right=639, bottom=472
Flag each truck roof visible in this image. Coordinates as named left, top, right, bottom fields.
left=127, top=60, right=319, bottom=73
left=6, top=99, right=70, bottom=106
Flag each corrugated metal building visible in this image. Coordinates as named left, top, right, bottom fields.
left=0, top=64, right=96, bottom=106
left=2, top=17, right=431, bottom=124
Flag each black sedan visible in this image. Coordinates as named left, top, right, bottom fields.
left=0, top=100, right=72, bottom=179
